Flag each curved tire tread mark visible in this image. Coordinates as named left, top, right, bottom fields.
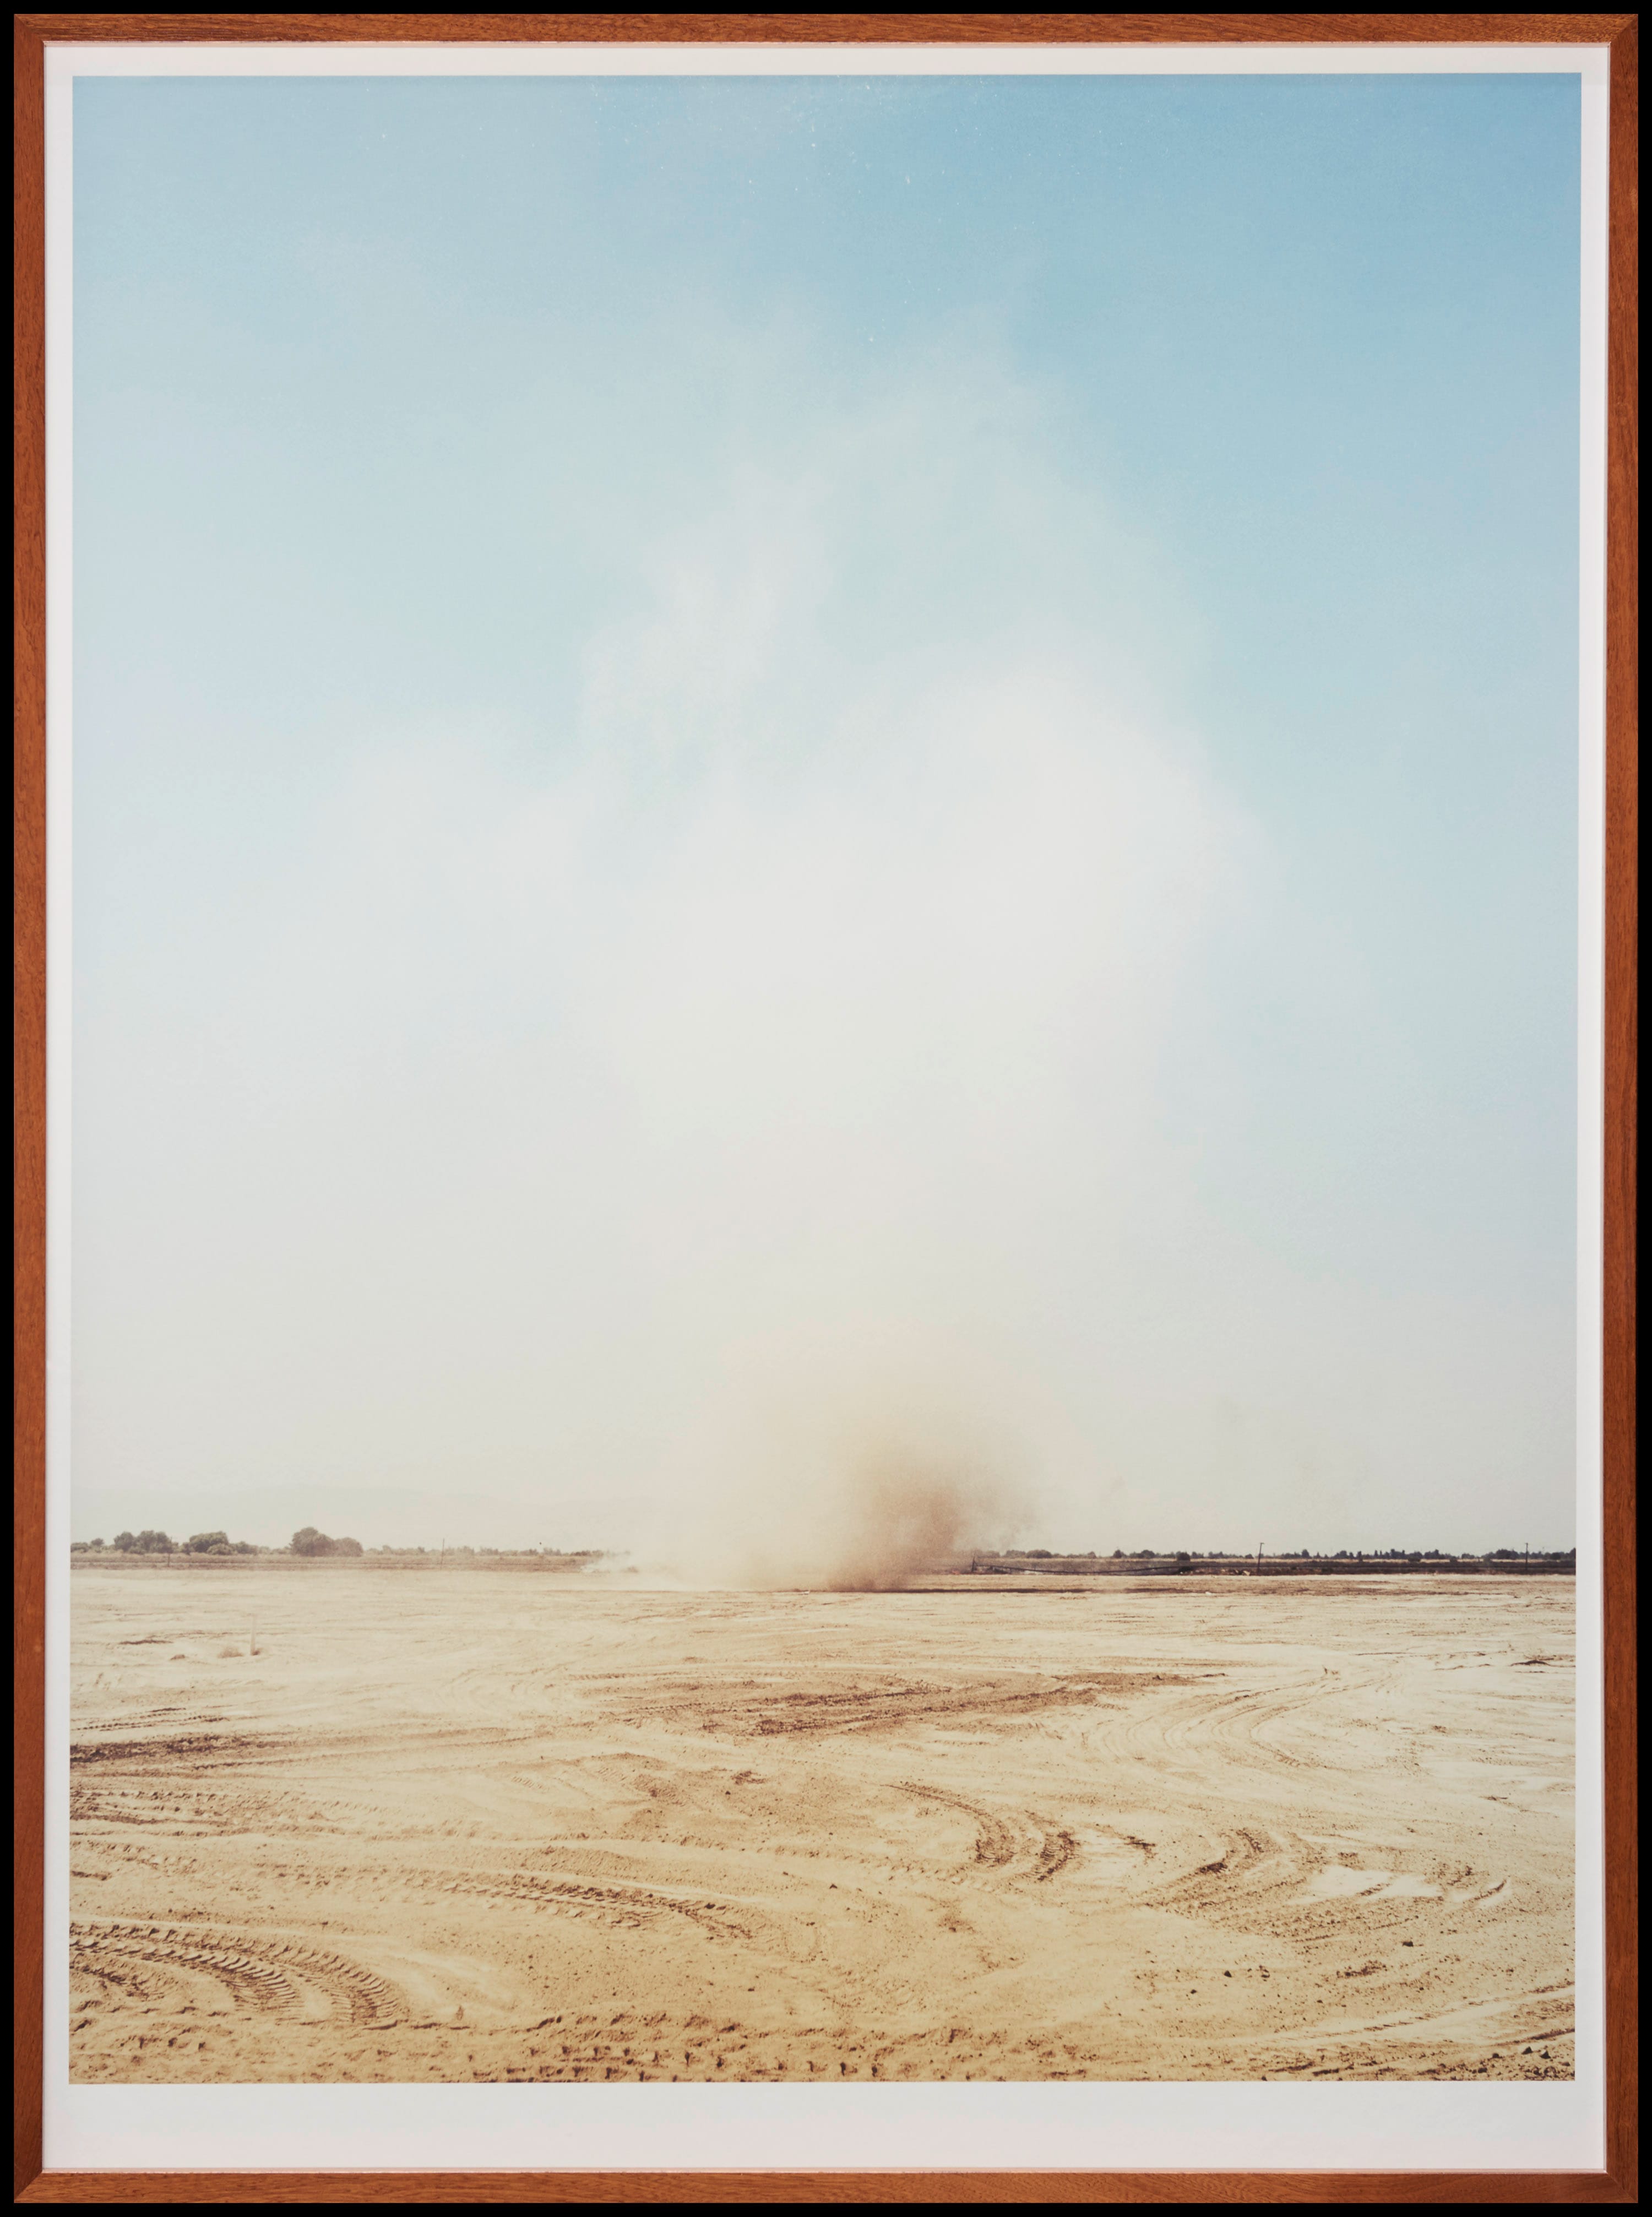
left=898, top=1783, right=1079, bottom=1882
left=420, top=1868, right=751, bottom=1941
left=1139, top=1825, right=1312, bottom=1921
left=1033, top=1827, right=1079, bottom=1881
left=70, top=1920, right=403, bottom=2025
left=898, top=1782, right=1018, bottom=1868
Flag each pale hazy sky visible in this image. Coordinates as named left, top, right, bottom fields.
left=70, top=70, right=1582, bottom=1555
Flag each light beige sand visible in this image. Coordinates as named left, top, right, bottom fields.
left=68, top=1569, right=1574, bottom=2084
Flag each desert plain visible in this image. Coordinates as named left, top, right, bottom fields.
left=68, top=1567, right=1574, bottom=2084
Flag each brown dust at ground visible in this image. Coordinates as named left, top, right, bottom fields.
left=68, top=1570, right=1574, bottom=2084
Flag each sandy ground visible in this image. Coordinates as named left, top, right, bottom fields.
left=68, top=1569, right=1574, bottom=2084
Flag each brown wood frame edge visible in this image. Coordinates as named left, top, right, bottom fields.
left=5, top=12, right=1644, bottom=44
left=3, top=2170, right=1646, bottom=2205
left=13, top=9, right=1638, bottom=2206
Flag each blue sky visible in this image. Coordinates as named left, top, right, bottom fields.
left=70, top=70, right=1582, bottom=1555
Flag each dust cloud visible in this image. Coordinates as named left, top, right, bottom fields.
left=813, top=1457, right=1013, bottom=1592
left=737, top=1450, right=1023, bottom=1593
left=73, top=357, right=1574, bottom=1562
left=640, top=1378, right=1030, bottom=1591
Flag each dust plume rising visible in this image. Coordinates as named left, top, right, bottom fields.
left=650, top=1386, right=1029, bottom=1591
left=803, top=1453, right=1019, bottom=1592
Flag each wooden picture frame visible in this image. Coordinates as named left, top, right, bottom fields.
left=13, top=13, right=1637, bottom=2204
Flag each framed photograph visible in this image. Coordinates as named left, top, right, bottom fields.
left=14, top=12, right=1636, bottom=2204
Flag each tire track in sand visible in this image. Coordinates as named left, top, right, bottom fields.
left=70, top=1919, right=404, bottom=2025
left=411, top=1867, right=752, bottom=1939
left=897, top=1783, right=1078, bottom=1882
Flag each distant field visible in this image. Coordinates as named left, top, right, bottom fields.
left=68, top=1569, right=1574, bottom=2085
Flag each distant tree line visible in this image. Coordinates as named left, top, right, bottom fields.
left=72, top=1526, right=363, bottom=1557
left=70, top=1530, right=262, bottom=1556
left=69, top=1530, right=607, bottom=1559
left=970, top=1545, right=1577, bottom=1567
